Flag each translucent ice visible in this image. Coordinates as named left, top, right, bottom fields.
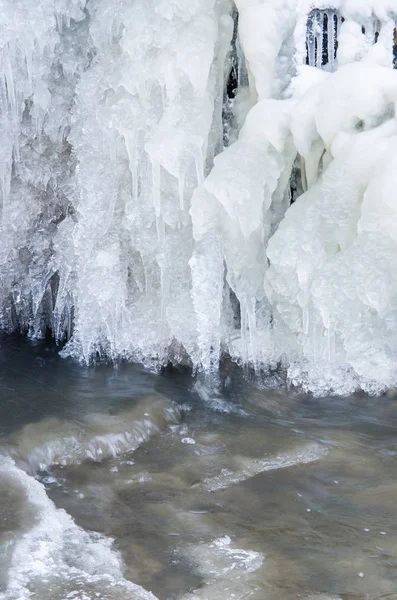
left=1, top=0, right=397, bottom=395
left=0, top=458, right=158, bottom=600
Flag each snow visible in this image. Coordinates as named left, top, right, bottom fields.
left=1, top=0, right=397, bottom=394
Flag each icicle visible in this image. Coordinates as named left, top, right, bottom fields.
left=307, top=13, right=316, bottom=67
left=302, top=304, right=309, bottom=336
left=156, top=215, right=165, bottom=245
left=24, top=46, right=34, bottom=94
left=315, top=12, right=324, bottom=69
left=336, top=13, right=343, bottom=38
left=194, top=147, right=204, bottom=186
left=327, top=10, right=336, bottom=70
left=122, top=130, right=139, bottom=204
left=151, top=159, right=161, bottom=219
left=4, top=49, right=16, bottom=119
left=178, top=170, right=185, bottom=211
left=239, top=297, right=249, bottom=363
left=300, top=156, right=308, bottom=193
left=246, top=295, right=258, bottom=367
left=159, top=261, right=168, bottom=347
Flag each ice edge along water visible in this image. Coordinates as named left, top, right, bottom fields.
left=0, top=459, right=159, bottom=600
left=0, top=455, right=268, bottom=600
left=199, top=442, right=329, bottom=491
left=0, top=396, right=182, bottom=599
left=1, top=0, right=397, bottom=395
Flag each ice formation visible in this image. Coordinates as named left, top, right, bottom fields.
left=0, top=456, right=158, bottom=600
left=1, top=0, right=397, bottom=394
left=4, top=395, right=180, bottom=474
left=200, top=442, right=329, bottom=491
left=179, top=535, right=264, bottom=599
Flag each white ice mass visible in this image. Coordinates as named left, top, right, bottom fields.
left=1, top=0, right=397, bottom=395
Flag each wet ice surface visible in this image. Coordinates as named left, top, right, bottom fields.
left=1, top=339, right=397, bottom=599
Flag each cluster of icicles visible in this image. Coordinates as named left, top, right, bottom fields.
left=1, top=0, right=397, bottom=395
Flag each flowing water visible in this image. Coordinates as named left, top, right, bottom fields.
left=1, top=337, right=397, bottom=600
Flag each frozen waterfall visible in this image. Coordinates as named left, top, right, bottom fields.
left=1, top=0, right=397, bottom=395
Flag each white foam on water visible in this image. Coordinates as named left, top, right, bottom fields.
left=0, top=456, right=158, bottom=600
left=200, top=442, right=329, bottom=491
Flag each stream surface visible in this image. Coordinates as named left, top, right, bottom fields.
left=1, top=336, right=397, bottom=600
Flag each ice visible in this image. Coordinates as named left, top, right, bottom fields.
left=266, top=60, right=397, bottom=394
left=1, top=0, right=397, bottom=394
left=0, top=457, right=158, bottom=600
left=2, top=395, right=180, bottom=474
left=55, top=0, right=234, bottom=366
left=199, top=442, right=328, bottom=491
left=178, top=535, right=264, bottom=600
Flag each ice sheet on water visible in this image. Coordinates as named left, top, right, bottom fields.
left=199, top=442, right=328, bottom=491
left=0, top=457, right=158, bottom=600
left=178, top=535, right=264, bottom=600
left=1, top=395, right=180, bottom=475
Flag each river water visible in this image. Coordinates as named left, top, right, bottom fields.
left=1, top=336, right=397, bottom=600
